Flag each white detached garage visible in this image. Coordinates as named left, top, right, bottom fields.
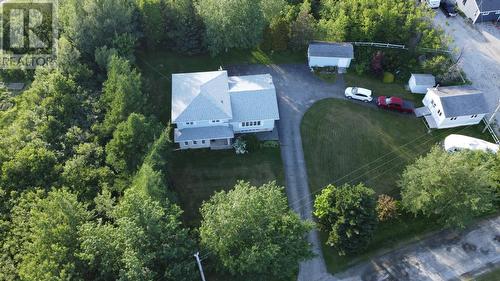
left=308, top=42, right=354, bottom=73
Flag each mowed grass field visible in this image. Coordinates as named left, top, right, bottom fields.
left=301, top=99, right=492, bottom=272
left=169, top=147, right=284, bottom=227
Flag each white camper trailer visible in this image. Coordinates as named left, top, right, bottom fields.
left=443, top=134, right=499, bottom=153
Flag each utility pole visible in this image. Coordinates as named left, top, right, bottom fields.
left=194, top=252, right=206, bottom=281
left=483, top=99, right=500, bottom=133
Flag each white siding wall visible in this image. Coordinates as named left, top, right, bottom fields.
left=231, top=119, right=275, bottom=133
left=176, top=119, right=230, bottom=130
left=456, top=0, right=480, bottom=22
left=408, top=76, right=432, bottom=94
left=179, top=139, right=211, bottom=149
left=308, top=56, right=352, bottom=68
left=423, top=92, right=485, bottom=129
left=437, top=114, right=485, bottom=128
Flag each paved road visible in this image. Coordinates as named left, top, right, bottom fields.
left=433, top=12, right=500, bottom=132
left=229, top=64, right=344, bottom=281
left=335, top=216, right=500, bottom=281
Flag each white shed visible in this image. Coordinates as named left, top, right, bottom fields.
left=308, top=42, right=354, bottom=72
left=408, top=74, right=435, bottom=94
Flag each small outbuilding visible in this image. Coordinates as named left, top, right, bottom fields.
left=308, top=42, right=354, bottom=73
left=408, top=74, right=435, bottom=94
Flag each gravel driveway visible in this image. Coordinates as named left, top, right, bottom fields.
left=228, top=64, right=344, bottom=281
left=433, top=12, right=500, bottom=131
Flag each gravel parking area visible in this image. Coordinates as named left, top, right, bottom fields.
left=433, top=12, right=500, bottom=132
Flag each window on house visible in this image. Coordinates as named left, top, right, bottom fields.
left=184, top=141, right=189, bottom=145
left=257, top=121, right=261, bottom=126
left=431, top=100, right=436, bottom=108
left=450, top=117, right=457, bottom=121
left=216, top=120, right=220, bottom=122
left=202, top=140, right=205, bottom=144
left=471, top=115, right=478, bottom=118
left=437, top=109, right=442, bottom=116
left=193, top=140, right=197, bottom=145
left=462, top=0, right=467, bottom=5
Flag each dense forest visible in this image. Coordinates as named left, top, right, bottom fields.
left=0, top=0, right=464, bottom=280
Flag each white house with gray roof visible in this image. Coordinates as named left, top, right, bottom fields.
left=308, top=42, right=354, bottom=73
left=172, top=70, right=279, bottom=149
left=418, top=86, right=489, bottom=129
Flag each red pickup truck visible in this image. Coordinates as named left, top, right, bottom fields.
left=377, top=96, right=414, bottom=113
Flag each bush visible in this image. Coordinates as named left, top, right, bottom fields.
left=314, top=183, right=377, bottom=255
left=382, top=72, right=395, bottom=83
left=233, top=138, right=247, bottom=154
left=261, top=140, right=279, bottom=148
left=376, top=194, right=399, bottom=222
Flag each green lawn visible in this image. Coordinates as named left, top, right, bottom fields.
left=169, top=147, right=284, bottom=227
left=136, top=49, right=305, bottom=123
left=301, top=98, right=492, bottom=273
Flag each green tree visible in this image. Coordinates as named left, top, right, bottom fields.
left=1, top=141, right=60, bottom=192
left=62, top=142, right=114, bottom=201
left=96, top=56, right=145, bottom=138
left=79, top=187, right=196, bottom=281
left=105, top=113, right=162, bottom=174
left=400, top=147, right=496, bottom=228
left=196, top=0, right=283, bottom=55
left=136, top=0, right=167, bottom=49
left=289, top=0, right=316, bottom=51
left=199, top=181, right=313, bottom=280
left=314, top=183, right=377, bottom=256
left=262, top=17, right=290, bottom=51
left=3, top=189, right=90, bottom=281
left=61, top=0, right=138, bottom=60
left=166, top=0, right=205, bottom=54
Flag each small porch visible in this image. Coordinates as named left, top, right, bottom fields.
left=210, top=138, right=232, bottom=150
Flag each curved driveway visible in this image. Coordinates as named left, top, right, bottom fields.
left=228, top=64, right=343, bottom=281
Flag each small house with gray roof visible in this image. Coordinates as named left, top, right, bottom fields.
left=418, top=85, right=489, bottom=129
left=308, top=42, right=354, bottom=73
left=172, top=70, right=279, bottom=149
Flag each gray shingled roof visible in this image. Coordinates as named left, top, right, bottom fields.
left=430, top=86, right=490, bottom=117
left=228, top=74, right=280, bottom=122
left=411, top=74, right=435, bottom=86
left=171, top=71, right=232, bottom=123
left=475, top=0, right=500, bottom=12
left=174, top=126, right=234, bottom=142
left=308, top=42, right=354, bottom=58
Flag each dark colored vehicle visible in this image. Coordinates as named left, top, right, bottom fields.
left=440, top=0, right=457, bottom=17
left=377, top=96, right=414, bottom=113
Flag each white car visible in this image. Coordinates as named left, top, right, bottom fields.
left=344, top=87, right=373, bottom=102
left=443, top=134, right=499, bottom=153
